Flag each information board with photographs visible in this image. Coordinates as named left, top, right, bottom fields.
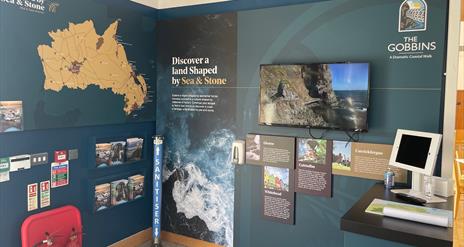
left=331, top=141, right=406, bottom=182
left=246, top=134, right=295, bottom=168
left=295, top=138, right=333, bottom=197
left=262, top=165, right=295, bottom=225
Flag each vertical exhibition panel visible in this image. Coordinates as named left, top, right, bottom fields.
left=156, top=14, right=237, bottom=247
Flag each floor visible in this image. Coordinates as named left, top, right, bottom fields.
left=139, top=241, right=186, bottom=247
left=455, top=195, right=464, bottom=247
left=133, top=198, right=464, bottom=247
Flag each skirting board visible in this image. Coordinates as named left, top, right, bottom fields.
left=108, top=228, right=223, bottom=247
left=161, top=231, right=223, bottom=247
left=109, top=228, right=152, bottom=247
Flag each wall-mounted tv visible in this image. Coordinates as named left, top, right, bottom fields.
left=259, top=63, right=370, bottom=132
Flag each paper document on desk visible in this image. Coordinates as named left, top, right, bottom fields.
left=365, top=198, right=453, bottom=227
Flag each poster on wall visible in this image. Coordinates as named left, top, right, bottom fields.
left=157, top=13, right=237, bottom=247
left=0, top=101, right=23, bottom=133
left=50, top=161, right=69, bottom=188
left=27, top=183, right=38, bottom=212
left=0, top=158, right=10, bottom=182
left=332, top=141, right=407, bottom=182
left=295, top=138, right=332, bottom=197
left=0, top=0, right=156, bottom=131
left=262, top=165, right=295, bottom=225
left=246, top=134, right=295, bottom=168
left=40, top=180, right=51, bottom=208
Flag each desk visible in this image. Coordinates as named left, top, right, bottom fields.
left=341, top=183, right=453, bottom=247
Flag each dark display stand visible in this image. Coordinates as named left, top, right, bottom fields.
left=341, top=184, right=453, bottom=247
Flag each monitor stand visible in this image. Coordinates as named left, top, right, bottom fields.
left=390, top=172, right=446, bottom=203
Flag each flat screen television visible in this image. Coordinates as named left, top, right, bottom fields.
left=259, top=63, right=370, bottom=132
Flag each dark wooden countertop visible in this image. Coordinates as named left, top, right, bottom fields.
left=340, top=183, right=453, bottom=247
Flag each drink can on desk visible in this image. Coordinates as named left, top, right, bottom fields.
left=384, top=168, right=395, bottom=189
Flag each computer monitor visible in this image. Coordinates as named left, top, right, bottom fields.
left=389, top=129, right=444, bottom=203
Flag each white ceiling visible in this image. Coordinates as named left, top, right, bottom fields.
left=130, top=0, right=231, bottom=9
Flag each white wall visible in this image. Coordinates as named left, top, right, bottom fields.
left=458, top=22, right=464, bottom=90
left=442, top=1, right=462, bottom=178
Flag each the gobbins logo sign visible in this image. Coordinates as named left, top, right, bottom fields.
left=399, top=0, right=427, bottom=32
left=387, top=0, right=436, bottom=60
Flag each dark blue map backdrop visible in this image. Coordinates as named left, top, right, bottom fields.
left=0, top=0, right=156, bottom=131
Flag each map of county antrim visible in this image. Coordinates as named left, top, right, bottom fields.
left=37, top=20, right=148, bottom=115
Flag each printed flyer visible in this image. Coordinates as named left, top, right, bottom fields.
left=0, top=157, right=10, bottom=182
left=27, top=183, right=38, bottom=212
left=51, top=161, right=69, bottom=188
left=40, top=180, right=51, bottom=208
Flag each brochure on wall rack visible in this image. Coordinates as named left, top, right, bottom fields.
left=365, top=198, right=453, bottom=227
left=295, top=138, right=332, bottom=197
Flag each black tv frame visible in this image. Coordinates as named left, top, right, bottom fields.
left=258, top=62, right=371, bottom=133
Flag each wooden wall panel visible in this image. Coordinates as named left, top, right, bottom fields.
left=461, top=0, right=463, bottom=21
left=457, top=91, right=464, bottom=129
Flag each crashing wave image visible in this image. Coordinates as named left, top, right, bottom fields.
left=162, top=123, right=235, bottom=247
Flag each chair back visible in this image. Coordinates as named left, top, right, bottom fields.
left=455, top=159, right=463, bottom=189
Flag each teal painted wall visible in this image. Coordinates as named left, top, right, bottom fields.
left=232, top=1, right=447, bottom=246
left=149, top=0, right=450, bottom=246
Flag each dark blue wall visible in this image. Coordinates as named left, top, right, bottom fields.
left=0, top=122, right=155, bottom=246
left=0, top=0, right=157, bottom=246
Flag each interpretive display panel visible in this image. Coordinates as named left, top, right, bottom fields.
left=295, top=138, right=333, bottom=197
left=246, top=134, right=295, bottom=168
left=332, top=141, right=406, bottom=182
left=157, top=13, right=237, bottom=247
left=262, top=166, right=295, bottom=225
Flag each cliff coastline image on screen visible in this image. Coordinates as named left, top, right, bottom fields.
left=259, top=63, right=369, bottom=131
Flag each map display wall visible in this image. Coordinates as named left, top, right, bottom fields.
left=0, top=0, right=156, bottom=131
